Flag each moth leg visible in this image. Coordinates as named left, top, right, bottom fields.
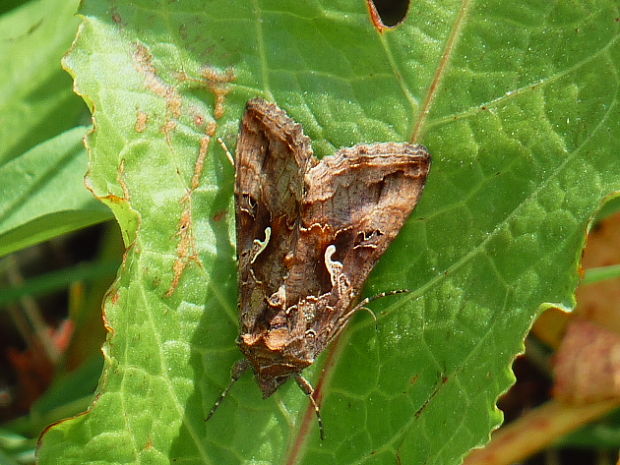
left=217, top=137, right=235, bottom=167
left=206, top=359, right=250, bottom=421
left=294, top=374, right=324, bottom=440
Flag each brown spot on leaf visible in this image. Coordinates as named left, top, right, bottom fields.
left=175, top=70, right=190, bottom=82
left=166, top=204, right=201, bottom=297
left=201, top=66, right=236, bottom=119
left=161, top=120, right=177, bottom=145
left=100, top=194, right=126, bottom=204
left=213, top=210, right=227, bottom=222
left=133, top=43, right=182, bottom=119
left=117, top=160, right=130, bottom=201
left=133, top=44, right=156, bottom=78
left=202, top=67, right=235, bottom=83
left=135, top=110, right=148, bottom=133
left=191, top=135, right=211, bottom=190
left=206, top=121, right=217, bottom=137
left=165, top=123, right=217, bottom=296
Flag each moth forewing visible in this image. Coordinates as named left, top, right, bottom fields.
left=206, top=98, right=431, bottom=440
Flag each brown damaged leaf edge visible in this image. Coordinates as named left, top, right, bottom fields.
left=367, top=0, right=410, bottom=33
left=206, top=99, right=431, bottom=439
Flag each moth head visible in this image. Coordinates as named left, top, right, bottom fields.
left=256, top=368, right=293, bottom=398
left=248, top=351, right=300, bottom=397
left=238, top=332, right=311, bottom=397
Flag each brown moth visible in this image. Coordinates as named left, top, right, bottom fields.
left=207, top=98, right=431, bottom=438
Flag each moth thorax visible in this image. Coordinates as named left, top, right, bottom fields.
left=283, top=251, right=295, bottom=267
left=265, top=327, right=290, bottom=350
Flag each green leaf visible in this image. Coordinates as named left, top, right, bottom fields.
left=0, top=0, right=113, bottom=256
left=0, top=259, right=120, bottom=306
left=583, top=264, right=620, bottom=285
left=0, top=429, right=33, bottom=465
left=38, top=1, right=620, bottom=464
left=0, top=127, right=113, bottom=257
left=0, top=0, right=85, bottom=163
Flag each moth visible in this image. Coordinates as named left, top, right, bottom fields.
left=207, top=99, right=431, bottom=438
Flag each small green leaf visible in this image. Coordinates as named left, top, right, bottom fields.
left=0, top=127, right=112, bottom=257
left=0, top=0, right=85, bottom=163
left=583, top=264, right=620, bottom=285
left=0, top=259, right=120, bottom=306
left=38, top=1, right=620, bottom=464
left=0, top=0, right=113, bottom=256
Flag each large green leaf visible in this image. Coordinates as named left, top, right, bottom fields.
left=38, top=1, right=620, bottom=464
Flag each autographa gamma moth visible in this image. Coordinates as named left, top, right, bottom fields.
left=207, top=99, right=431, bottom=438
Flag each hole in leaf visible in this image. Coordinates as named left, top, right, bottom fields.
left=367, top=0, right=410, bottom=31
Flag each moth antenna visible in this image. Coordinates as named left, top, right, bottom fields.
left=294, top=374, right=324, bottom=440
left=206, top=359, right=250, bottom=421
left=354, top=305, right=378, bottom=323
left=343, top=289, right=412, bottom=322
left=352, top=305, right=378, bottom=332
left=217, top=137, right=235, bottom=167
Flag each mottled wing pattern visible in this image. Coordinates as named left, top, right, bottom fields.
left=291, top=143, right=431, bottom=350
left=234, top=99, right=316, bottom=335
left=234, top=99, right=430, bottom=396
